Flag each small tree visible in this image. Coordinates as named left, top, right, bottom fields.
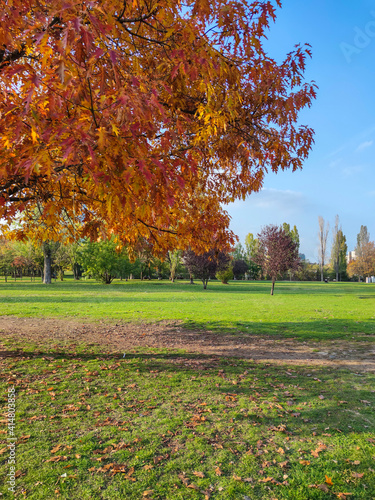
left=183, top=249, right=230, bottom=289
left=216, top=265, right=234, bottom=284
left=232, top=259, right=249, bottom=280
left=254, top=225, right=300, bottom=295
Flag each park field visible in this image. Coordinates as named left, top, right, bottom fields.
left=0, top=279, right=375, bottom=341
left=0, top=280, right=375, bottom=499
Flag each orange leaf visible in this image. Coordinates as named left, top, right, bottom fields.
left=325, top=475, right=333, bottom=486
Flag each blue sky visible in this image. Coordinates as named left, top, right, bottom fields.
left=226, top=0, right=375, bottom=261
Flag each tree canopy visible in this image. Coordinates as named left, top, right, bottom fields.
left=0, top=0, right=316, bottom=253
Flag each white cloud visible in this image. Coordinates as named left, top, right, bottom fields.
left=229, top=188, right=310, bottom=217
left=342, top=165, right=364, bottom=177
left=329, top=159, right=342, bottom=169
left=356, top=140, right=373, bottom=152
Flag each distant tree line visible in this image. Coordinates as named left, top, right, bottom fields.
left=1, top=218, right=374, bottom=290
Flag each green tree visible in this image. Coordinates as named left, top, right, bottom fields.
left=216, top=265, right=234, bottom=284
left=244, top=233, right=262, bottom=279
left=282, top=223, right=300, bottom=280
left=331, top=216, right=347, bottom=281
left=232, top=243, right=246, bottom=261
left=244, top=233, right=258, bottom=261
left=77, top=239, right=129, bottom=284
left=167, top=250, right=182, bottom=282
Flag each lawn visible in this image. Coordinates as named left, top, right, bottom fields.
left=0, top=279, right=375, bottom=341
left=0, top=280, right=374, bottom=499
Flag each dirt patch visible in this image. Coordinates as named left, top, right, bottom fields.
left=0, top=316, right=374, bottom=372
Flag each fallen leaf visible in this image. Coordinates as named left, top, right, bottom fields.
left=351, top=472, right=364, bottom=478
left=317, top=484, right=329, bottom=492
left=311, top=443, right=327, bottom=457
left=193, top=471, right=204, bottom=478
left=299, top=460, right=310, bottom=465
left=215, top=467, right=222, bottom=476
left=51, top=444, right=62, bottom=454
left=325, top=475, right=333, bottom=485
left=187, top=483, right=199, bottom=490
left=143, top=491, right=154, bottom=497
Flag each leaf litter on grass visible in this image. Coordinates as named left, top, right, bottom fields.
left=0, top=338, right=374, bottom=499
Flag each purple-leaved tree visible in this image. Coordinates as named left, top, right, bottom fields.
left=254, top=225, right=300, bottom=295
left=183, top=249, right=230, bottom=289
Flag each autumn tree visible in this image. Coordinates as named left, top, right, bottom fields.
left=0, top=0, right=316, bottom=258
left=330, top=215, right=347, bottom=282
left=348, top=240, right=375, bottom=281
left=183, top=249, right=230, bottom=289
left=353, top=226, right=372, bottom=281
left=254, top=224, right=300, bottom=295
left=317, top=216, right=329, bottom=282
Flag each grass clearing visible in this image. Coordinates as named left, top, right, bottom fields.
left=0, top=279, right=375, bottom=342
left=0, top=280, right=375, bottom=498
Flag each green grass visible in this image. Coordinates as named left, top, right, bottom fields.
left=0, top=279, right=375, bottom=341
left=0, top=339, right=374, bottom=499
left=1, top=280, right=375, bottom=498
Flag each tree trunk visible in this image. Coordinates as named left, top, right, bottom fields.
left=270, top=279, right=275, bottom=295
left=203, top=279, right=207, bottom=289
left=43, top=241, right=52, bottom=284
left=189, top=272, right=194, bottom=284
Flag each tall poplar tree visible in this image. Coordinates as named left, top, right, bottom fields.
left=331, top=216, right=347, bottom=282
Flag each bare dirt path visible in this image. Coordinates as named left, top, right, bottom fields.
left=0, top=316, right=374, bottom=372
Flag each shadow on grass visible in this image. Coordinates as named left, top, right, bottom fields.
left=182, top=318, right=375, bottom=341
left=2, top=345, right=374, bottom=439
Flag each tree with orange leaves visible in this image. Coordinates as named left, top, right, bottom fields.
left=0, top=0, right=316, bottom=256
